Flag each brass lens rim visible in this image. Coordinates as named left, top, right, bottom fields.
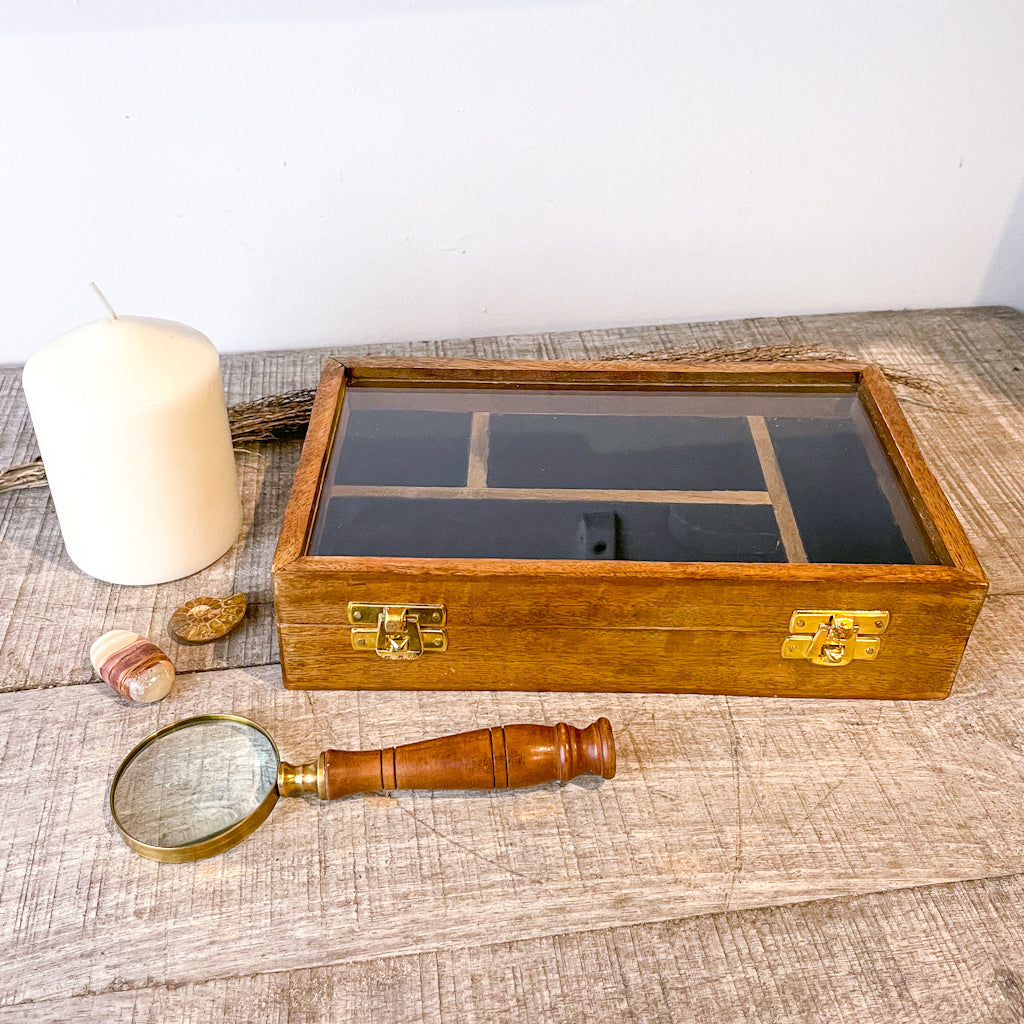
left=109, top=713, right=281, bottom=863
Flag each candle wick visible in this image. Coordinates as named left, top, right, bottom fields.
left=89, top=282, right=118, bottom=320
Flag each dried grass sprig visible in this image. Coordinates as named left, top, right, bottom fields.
left=227, top=388, right=315, bottom=444
left=605, top=343, right=941, bottom=394
left=0, top=457, right=45, bottom=494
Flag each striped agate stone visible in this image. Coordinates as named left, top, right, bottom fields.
left=90, top=630, right=175, bottom=703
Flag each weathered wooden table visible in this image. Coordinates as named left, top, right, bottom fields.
left=3, top=308, right=1024, bottom=1022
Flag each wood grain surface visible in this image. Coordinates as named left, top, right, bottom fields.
left=3, top=306, right=1024, bottom=1021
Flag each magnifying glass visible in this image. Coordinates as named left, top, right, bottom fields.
left=109, top=714, right=615, bottom=861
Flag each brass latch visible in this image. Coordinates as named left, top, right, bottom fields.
left=782, top=610, right=889, bottom=667
left=348, top=603, right=447, bottom=661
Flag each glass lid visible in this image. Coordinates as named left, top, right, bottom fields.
left=308, top=384, right=936, bottom=565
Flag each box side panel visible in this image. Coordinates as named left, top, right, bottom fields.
left=274, top=570, right=985, bottom=698
left=857, top=365, right=986, bottom=578
left=272, top=359, right=346, bottom=572
left=278, top=625, right=969, bottom=699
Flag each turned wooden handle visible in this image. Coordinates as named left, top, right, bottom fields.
left=320, top=718, right=615, bottom=800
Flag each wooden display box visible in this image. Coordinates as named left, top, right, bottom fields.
left=272, top=358, right=987, bottom=698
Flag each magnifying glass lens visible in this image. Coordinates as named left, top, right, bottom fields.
left=111, top=717, right=278, bottom=856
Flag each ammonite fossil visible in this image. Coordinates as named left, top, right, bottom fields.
left=169, top=592, right=247, bottom=645
left=90, top=630, right=175, bottom=703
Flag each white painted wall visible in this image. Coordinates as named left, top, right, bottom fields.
left=2, top=1, right=1023, bottom=364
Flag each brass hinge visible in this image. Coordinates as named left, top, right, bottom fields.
left=782, top=610, right=889, bottom=667
left=348, top=603, right=447, bottom=661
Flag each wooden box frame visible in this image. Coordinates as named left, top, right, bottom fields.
left=272, top=358, right=987, bottom=698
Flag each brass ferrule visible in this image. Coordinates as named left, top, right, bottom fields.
left=277, top=758, right=320, bottom=797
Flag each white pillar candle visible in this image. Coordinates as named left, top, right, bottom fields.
left=22, top=314, right=242, bottom=585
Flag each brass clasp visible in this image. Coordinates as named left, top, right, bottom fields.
left=348, top=603, right=447, bottom=661
left=782, top=610, right=889, bottom=667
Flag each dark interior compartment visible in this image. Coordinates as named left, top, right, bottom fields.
left=487, top=414, right=765, bottom=491
left=314, top=497, right=786, bottom=562
left=767, top=417, right=919, bottom=564
left=335, top=409, right=473, bottom=487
